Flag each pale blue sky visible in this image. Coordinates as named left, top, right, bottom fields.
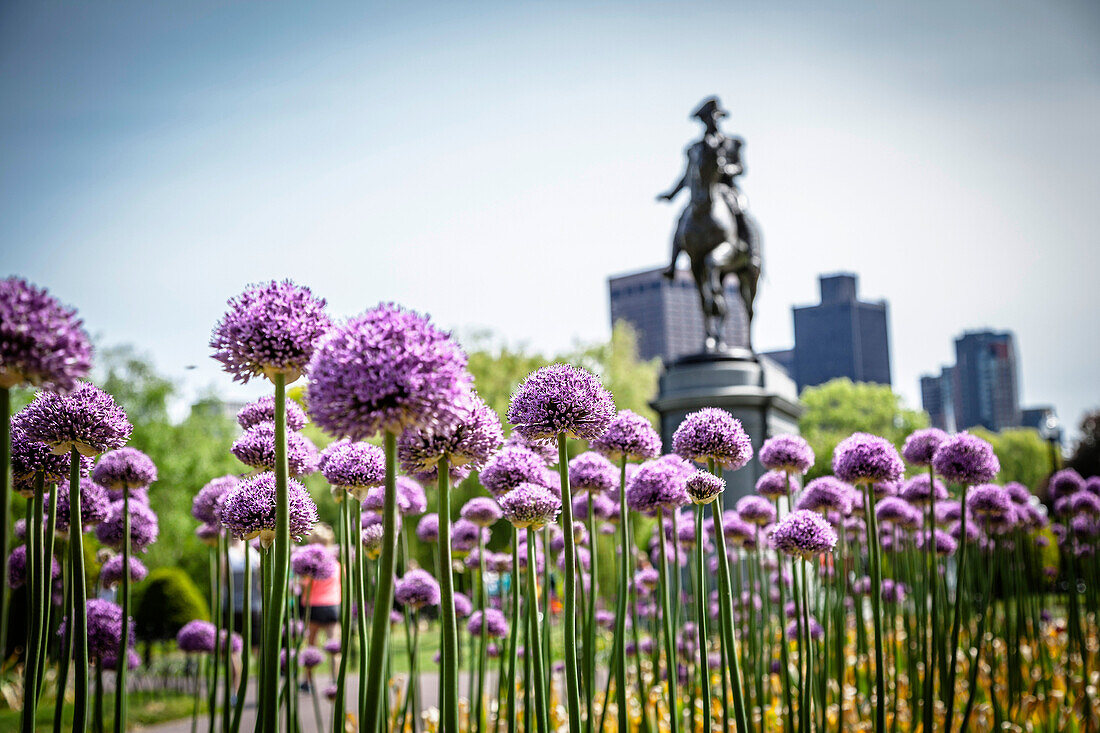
left=2, top=1, right=1098, bottom=437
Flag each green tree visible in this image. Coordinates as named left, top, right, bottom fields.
left=798, top=378, right=928, bottom=481
left=1067, top=409, right=1100, bottom=479
left=969, top=427, right=1049, bottom=491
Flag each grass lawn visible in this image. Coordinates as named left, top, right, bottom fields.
left=0, top=690, right=195, bottom=732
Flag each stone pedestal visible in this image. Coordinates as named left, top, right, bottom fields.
left=651, top=351, right=804, bottom=505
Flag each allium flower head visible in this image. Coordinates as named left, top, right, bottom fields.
left=217, top=472, right=318, bottom=546
left=177, top=620, right=217, bottom=654
left=467, top=609, right=508, bottom=638
left=625, top=458, right=690, bottom=515
left=503, top=432, right=557, bottom=464
left=722, top=511, right=755, bottom=546
left=967, top=484, right=1012, bottom=517
left=0, top=276, right=92, bottom=391
left=292, top=545, right=338, bottom=580
left=898, top=474, right=948, bottom=505
left=360, top=523, right=386, bottom=559
left=1069, top=491, right=1100, bottom=517
left=300, top=646, right=324, bottom=668
left=506, top=363, right=616, bottom=442
left=20, top=383, right=132, bottom=457
left=832, top=433, right=904, bottom=487
left=902, top=428, right=949, bottom=466
left=451, top=518, right=487, bottom=553
left=85, top=599, right=132, bottom=662
left=395, top=569, right=441, bottom=609
left=237, top=395, right=308, bottom=431
left=500, top=483, right=562, bottom=530
left=480, top=447, right=552, bottom=498
left=685, top=471, right=724, bottom=505
left=797, top=477, right=854, bottom=516
left=53, top=477, right=110, bottom=532
left=921, top=528, right=957, bottom=556
left=396, top=477, right=428, bottom=515
left=672, top=408, right=753, bottom=470
left=398, top=390, right=502, bottom=479
left=9, top=417, right=92, bottom=491
left=932, top=432, right=1000, bottom=486
left=568, top=451, right=619, bottom=495
left=96, top=500, right=159, bottom=552
left=1049, top=469, right=1085, bottom=500
left=192, top=475, right=239, bottom=525
left=231, top=422, right=319, bottom=477
left=320, top=441, right=385, bottom=500
left=210, top=280, right=330, bottom=384
left=759, top=434, right=814, bottom=475
left=461, top=497, right=503, bottom=528
left=416, top=513, right=439, bottom=543
left=591, top=409, right=662, bottom=462
left=1004, top=482, right=1031, bottom=505
left=770, top=510, right=838, bottom=559
left=1086, top=476, right=1100, bottom=498
left=875, top=497, right=921, bottom=529
left=8, top=545, right=61, bottom=589
left=99, top=555, right=148, bottom=588
left=92, top=447, right=157, bottom=491
left=755, top=470, right=791, bottom=499
left=736, top=495, right=776, bottom=526
left=307, top=303, right=469, bottom=439
left=453, top=592, right=473, bottom=618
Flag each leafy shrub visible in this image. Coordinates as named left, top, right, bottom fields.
left=135, top=567, right=209, bottom=641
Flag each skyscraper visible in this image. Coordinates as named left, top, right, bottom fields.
left=920, top=329, right=1021, bottom=432
left=607, top=266, right=748, bottom=363
left=789, top=273, right=892, bottom=391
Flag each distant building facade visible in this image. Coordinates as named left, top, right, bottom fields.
left=788, top=273, right=892, bottom=391
left=920, top=329, right=1021, bottom=432
left=608, top=266, right=748, bottom=363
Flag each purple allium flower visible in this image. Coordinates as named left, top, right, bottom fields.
left=9, top=414, right=93, bottom=491
left=736, top=495, right=776, bottom=526
left=106, top=486, right=148, bottom=505
left=395, top=569, right=441, bottom=609
left=685, top=470, right=724, bottom=506
left=480, top=447, right=553, bottom=498
left=307, top=303, right=469, bottom=439
left=1004, top=482, right=1031, bottom=505
left=500, top=483, right=562, bottom=530
left=361, top=523, right=386, bottom=559
left=881, top=579, right=908, bottom=604
left=899, top=474, right=948, bottom=505
left=99, top=555, right=148, bottom=588
left=759, top=434, right=814, bottom=475
left=625, top=458, right=690, bottom=515
left=797, top=477, right=854, bottom=516
left=832, top=433, right=904, bottom=487
left=292, top=545, right=338, bottom=580
left=568, top=451, right=619, bottom=494
left=786, top=617, right=824, bottom=641
left=453, top=592, right=473, bottom=618
left=451, top=517, right=489, bottom=553
left=966, top=484, right=1011, bottom=517
left=195, top=523, right=220, bottom=546
left=932, top=433, right=1000, bottom=486
left=591, top=409, right=662, bottom=462
left=210, top=280, right=330, bottom=385
left=100, top=649, right=141, bottom=671
left=217, top=472, right=318, bottom=546
left=398, top=390, right=503, bottom=481
left=8, top=545, right=61, bottom=589
left=177, top=619, right=217, bottom=654
left=52, top=477, right=110, bottom=532
left=634, top=567, right=660, bottom=593
left=320, top=440, right=385, bottom=500
left=755, top=470, right=791, bottom=500
left=96, top=500, right=159, bottom=552
left=671, top=408, right=753, bottom=470
left=323, top=637, right=342, bottom=655
left=299, top=646, right=324, bottom=669
left=82, top=599, right=132, bottom=662
left=192, top=475, right=239, bottom=525
left=467, top=609, right=508, bottom=638
left=92, top=447, right=157, bottom=491
left=461, top=497, right=503, bottom=528
left=0, top=277, right=92, bottom=391
left=902, top=428, right=949, bottom=467
left=506, top=364, right=616, bottom=443
left=771, top=510, right=838, bottom=558
left=397, top=476, right=428, bottom=516
left=503, top=432, right=557, bottom=465
left=1069, top=491, right=1100, bottom=517
left=20, top=383, right=132, bottom=457
left=721, top=511, right=755, bottom=546
left=1049, top=469, right=1085, bottom=500
left=875, top=497, right=921, bottom=528
left=1086, top=476, right=1100, bottom=498
left=231, top=422, right=319, bottom=477
left=416, top=513, right=439, bottom=543
left=573, top=492, right=617, bottom=522
left=919, top=528, right=957, bottom=556
left=361, top=510, right=383, bottom=530
left=237, top=395, right=308, bottom=432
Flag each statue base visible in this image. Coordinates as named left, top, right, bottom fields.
left=651, top=351, right=804, bottom=504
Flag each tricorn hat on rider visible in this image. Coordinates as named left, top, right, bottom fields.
left=692, top=96, right=728, bottom=121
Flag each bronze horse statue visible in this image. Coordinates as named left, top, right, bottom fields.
left=659, top=97, right=761, bottom=353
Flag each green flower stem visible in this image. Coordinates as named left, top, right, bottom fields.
left=526, top=529, right=549, bottom=733
left=355, top=494, right=368, bottom=725
left=230, top=538, right=251, bottom=733
left=775, top=500, right=794, bottom=733
left=959, top=546, right=995, bottom=731
left=53, top=547, right=72, bottom=733
left=209, top=535, right=222, bottom=733
left=69, top=446, right=90, bottom=733
left=505, top=529, right=521, bottom=733
left=260, top=373, right=290, bottom=733
left=113, top=487, right=132, bottom=733
left=0, top=386, right=10, bottom=662
left=556, top=434, right=583, bottom=733
left=437, top=455, right=460, bottom=733
left=613, top=457, right=631, bottom=733
left=22, top=487, right=41, bottom=733
left=585, top=491, right=599, bottom=733
left=37, top=479, right=59, bottom=699
left=835, top=529, right=847, bottom=732
left=541, top=523, right=551, bottom=701
left=190, top=657, right=202, bottom=733
left=332, top=495, right=352, bottom=733
left=943, top=484, right=970, bottom=733
left=695, top=504, right=712, bottom=731
left=476, top=529, right=489, bottom=733
left=708, top=462, right=750, bottom=733
left=222, top=531, right=234, bottom=733
left=93, top=662, right=104, bottom=733
left=862, top=483, right=886, bottom=733
left=923, top=466, right=937, bottom=733
left=801, top=557, right=814, bottom=732
left=655, top=508, right=680, bottom=733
